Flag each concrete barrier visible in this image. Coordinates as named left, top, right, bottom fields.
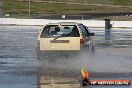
left=0, top=18, right=132, bottom=28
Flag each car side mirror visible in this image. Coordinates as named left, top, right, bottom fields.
left=89, top=33, right=94, bottom=36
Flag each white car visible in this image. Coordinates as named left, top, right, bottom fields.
left=37, top=22, right=94, bottom=59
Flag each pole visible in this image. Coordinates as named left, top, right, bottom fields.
left=29, top=0, right=31, bottom=18
left=0, top=1, right=3, bottom=18
left=104, top=18, right=112, bottom=40
left=82, top=15, right=83, bottom=20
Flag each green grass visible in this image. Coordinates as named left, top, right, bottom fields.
left=2, top=0, right=132, bottom=18
left=28, top=0, right=132, bottom=6
left=112, top=0, right=132, bottom=5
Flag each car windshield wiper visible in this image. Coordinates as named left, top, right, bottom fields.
left=53, top=34, right=62, bottom=40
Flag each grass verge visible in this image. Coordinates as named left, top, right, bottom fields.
left=2, top=0, right=132, bottom=19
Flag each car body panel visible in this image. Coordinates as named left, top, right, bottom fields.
left=37, top=22, right=93, bottom=52
left=39, top=37, right=80, bottom=50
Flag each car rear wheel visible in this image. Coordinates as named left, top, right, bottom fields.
left=89, top=44, right=95, bottom=57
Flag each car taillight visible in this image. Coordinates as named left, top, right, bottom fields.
left=80, top=39, right=84, bottom=45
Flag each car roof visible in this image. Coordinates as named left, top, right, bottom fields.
left=47, top=22, right=82, bottom=25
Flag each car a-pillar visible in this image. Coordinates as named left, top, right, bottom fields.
left=104, top=18, right=112, bottom=43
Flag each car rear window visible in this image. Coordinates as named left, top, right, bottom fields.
left=40, top=25, right=80, bottom=38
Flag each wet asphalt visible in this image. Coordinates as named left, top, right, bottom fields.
left=0, top=26, right=132, bottom=88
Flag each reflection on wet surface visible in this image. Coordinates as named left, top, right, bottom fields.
left=37, top=75, right=80, bottom=88
left=0, top=26, right=132, bottom=88
left=91, top=28, right=132, bottom=47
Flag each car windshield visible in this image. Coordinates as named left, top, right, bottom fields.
left=40, top=25, right=80, bottom=38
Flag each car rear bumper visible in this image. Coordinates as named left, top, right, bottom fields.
left=36, top=45, right=90, bottom=59
left=36, top=49, right=85, bottom=59
left=37, top=50, right=81, bottom=55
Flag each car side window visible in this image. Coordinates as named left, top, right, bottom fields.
left=79, top=24, right=89, bottom=37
